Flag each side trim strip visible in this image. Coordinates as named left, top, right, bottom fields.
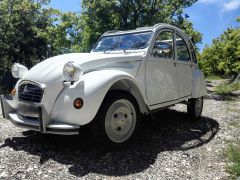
left=149, top=95, right=191, bottom=107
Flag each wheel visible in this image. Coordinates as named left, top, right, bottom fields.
left=90, top=91, right=142, bottom=149
left=187, top=96, right=203, bottom=119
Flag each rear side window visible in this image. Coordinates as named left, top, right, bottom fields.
left=176, top=34, right=191, bottom=62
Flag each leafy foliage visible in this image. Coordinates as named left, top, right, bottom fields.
left=80, top=0, right=202, bottom=51
left=0, top=0, right=81, bottom=92
left=199, top=17, right=240, bottom=76
left=206, top=74, right=223, bottom=81
left=215, top=82, right=240, bottom=96
left=225, top=143, right=240, bottom=179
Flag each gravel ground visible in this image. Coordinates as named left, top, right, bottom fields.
left=0, top=80, right=240, bottom=180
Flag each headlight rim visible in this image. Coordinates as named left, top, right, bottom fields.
left=63, top=61, right=83, bottom=82
left=63, top=62, right=75, bottom=81
left=11, top=63, right=20, bottom=78
left=11, top=63, right=28, bottom=79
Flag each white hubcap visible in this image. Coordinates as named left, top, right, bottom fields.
left=105, top=99, right=137, bottom=143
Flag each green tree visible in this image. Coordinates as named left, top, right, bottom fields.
left=38, top=11, right=83, bottom=55
left=0, top=0, right=53, bottom=91
left=80, top=0, right=202, bottom=52
left=0, top=0, right=81, bottom=92
left=199, top=17, right=240, bottom=76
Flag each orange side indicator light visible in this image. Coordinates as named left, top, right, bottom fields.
left=11, top=88, right=16, bottom=96
left=74, top=98, right=83, bottom=109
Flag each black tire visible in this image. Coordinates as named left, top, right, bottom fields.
left=187, top=96, right=203, bottom=120
left=89, top=91, right=142, bottom=150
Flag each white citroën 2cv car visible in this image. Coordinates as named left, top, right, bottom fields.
left=1, top=23, right=207, bottom=148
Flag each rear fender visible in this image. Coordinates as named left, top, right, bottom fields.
left=192, top=69, right=207, bottom=98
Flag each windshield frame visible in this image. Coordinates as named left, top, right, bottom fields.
left=91, top=30, right=154, bottom=53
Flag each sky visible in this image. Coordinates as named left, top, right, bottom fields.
left=49, top=0, right=240, bottom=51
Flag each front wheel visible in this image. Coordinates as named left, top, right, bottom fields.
left=187, top=96, right=203, bottom=120
left=90, top=91, right=142, bottom=149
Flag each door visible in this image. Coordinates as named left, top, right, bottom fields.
left=175, top=33, right=192, bottom=98
left=146, top=30, right=179, bottom=106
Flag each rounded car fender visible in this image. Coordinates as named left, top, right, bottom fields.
left=51, top=69, right=149, bottom=125
left=192, top=69, right=207, bottom=98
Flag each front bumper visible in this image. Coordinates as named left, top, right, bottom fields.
left=0, top=95, right=80, bottom=135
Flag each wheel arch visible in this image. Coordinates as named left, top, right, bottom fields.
left=107, top=79, right=150, bottom=115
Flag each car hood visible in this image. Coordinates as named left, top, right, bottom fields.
left=21, top=52, right=145, bottom=84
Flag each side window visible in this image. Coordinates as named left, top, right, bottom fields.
left=176, top=34, right=191, bottom=62
left=152, top=31, right=174, bottom=59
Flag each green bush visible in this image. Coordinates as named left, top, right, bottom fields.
left=215, top=82, right=240, bottom=95
left=206, top=74, right=224, bottom=81
left=198, top=17, right=240, bottom=76
left=225, top=143, right=240, bottom=179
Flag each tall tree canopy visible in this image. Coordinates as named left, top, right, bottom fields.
left=80, top=0, right=202, bottom=51
left=0, top=0, right=53, bottom=90
left=199, top=17, right=240, bottom=76
left=0, top=0, right=81, bottom=91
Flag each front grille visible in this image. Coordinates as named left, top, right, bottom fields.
left=18, top=83, right=43, bottom=103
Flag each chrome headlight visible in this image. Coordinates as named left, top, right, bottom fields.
left=63, top=62, right=83, bottom=82
left=11, top=63, right=28, bottom=79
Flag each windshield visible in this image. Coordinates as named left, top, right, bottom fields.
left=92, top=31, right=153, bottom=52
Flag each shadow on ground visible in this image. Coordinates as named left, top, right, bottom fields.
left=1, top=109, right=219, bottom=177
left=205, top=93, right=240, bottom=101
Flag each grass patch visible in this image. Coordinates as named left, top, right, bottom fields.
left=215, top=82, right=240, bottom=96
left=206, top=74, right=224, bottom=81
left=229, top=121, right=240, bottom=128
left=225, top=143, right=240, bottom=179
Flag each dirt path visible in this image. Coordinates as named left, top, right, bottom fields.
left=0, top=80, right=239, bottom=179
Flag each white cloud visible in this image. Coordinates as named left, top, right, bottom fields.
left=223, top=0, right=240, bottom=11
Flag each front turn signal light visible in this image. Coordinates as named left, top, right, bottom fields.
left=74, top=98, right=83, bottom=109
left=11, top=88, right=16, bottom=96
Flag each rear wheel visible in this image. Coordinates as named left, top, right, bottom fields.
left=90, top=91, right=142, bottom=149
left=187, top=96, right=203, bottom=120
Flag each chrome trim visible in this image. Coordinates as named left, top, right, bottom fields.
left=9, top=117, right=39, bottom=130
left=18, top=80, right=46, bottom=104
left=8, top=113, right=80, bottom=135
left=19, top=80, right=46, bottom=89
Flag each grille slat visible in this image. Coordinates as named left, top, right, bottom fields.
left=18, top=83, right=43, bottom=103
left=19, top=94, right=42, bottom=98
